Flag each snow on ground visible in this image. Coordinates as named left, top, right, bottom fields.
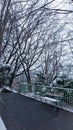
left=0, top=117, right=7, bottom=130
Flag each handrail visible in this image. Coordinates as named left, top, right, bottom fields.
left=19, top=83, right=73, bottom=109
left=20, top=83, right=73, bottom=91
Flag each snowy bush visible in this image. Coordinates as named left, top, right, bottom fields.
left=0, top=64, right=11, bottom=87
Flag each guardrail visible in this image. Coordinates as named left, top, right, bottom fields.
left=19, top=83, right=73, bottom=109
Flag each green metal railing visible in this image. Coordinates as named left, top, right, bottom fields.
left=19, top=83, right=73, bottom=108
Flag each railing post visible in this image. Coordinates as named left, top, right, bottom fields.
left=32, top=84, right=35, bottom=93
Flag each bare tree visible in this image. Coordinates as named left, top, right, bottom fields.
left=16, top=0, right=59, bottom=84
left=1, top=0, right=56, bottom=86
left=2, top=0, right=73, bottom=87
left=0, top=0, right=11, bottom=57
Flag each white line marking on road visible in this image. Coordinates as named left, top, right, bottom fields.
left=0, top=117, right=7, bottom=130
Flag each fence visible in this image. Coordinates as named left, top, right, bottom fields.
left=19, top=83, right=73, bottom=109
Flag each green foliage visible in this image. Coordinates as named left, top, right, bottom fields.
left=63, top=90, right=73, bottom=105
left=56, top=74, right=73, bottom=89
left=64, top=79, right=73, bottom=88
left=0, top=64, right=11, bottom=87
left=35, top=72, right=46, bottom=85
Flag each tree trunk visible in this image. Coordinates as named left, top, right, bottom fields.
left=9, top=74, right=15, bottom=89
left=25, top=68, right=31, bottom=84
left=25, top=68, right=32, bottom=92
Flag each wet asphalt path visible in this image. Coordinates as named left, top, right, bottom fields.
left=0, top=92, right=73, bottom=130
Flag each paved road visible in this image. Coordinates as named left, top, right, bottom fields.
left=0, top=92, right=73, bottom=130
